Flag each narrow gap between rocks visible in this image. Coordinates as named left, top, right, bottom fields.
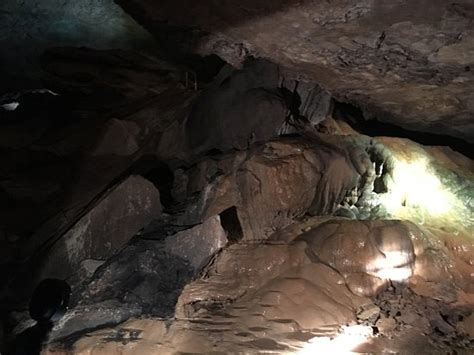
left=333, top=100, right=474, bottom=159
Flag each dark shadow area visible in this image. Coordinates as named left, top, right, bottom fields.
left=219, top=206, right=243, bottom=243
left=333, top=100, right=474, bottom=159
left=3, top=323, right=53, bottom=355
left=113, top=0, right=301, bottom=74
left=0, top=49, right=191, bottom=343
left=184, top=54, right=227, bottom=84
left=132, top=156, right=175, bottom=210
left=2, top=279, right=70, bottom=355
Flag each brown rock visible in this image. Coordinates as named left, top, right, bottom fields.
left=376, top=316, right=397, bottom=333
left=457, top=313, right=474, bottom=338
left=300, top=220, right=416, bottom=295
left=175, top=137, right=359, bottom=240
left=358, top=304, right=381, bottom=321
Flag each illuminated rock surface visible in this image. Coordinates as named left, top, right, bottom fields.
left=43, top=218, right=473, bottom=354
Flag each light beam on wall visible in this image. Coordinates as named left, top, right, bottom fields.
left=368, top=250, right=413, bottom=281
left=298, top=325, right=373, bottom=354
left=380, top=158, right=455, bottom=217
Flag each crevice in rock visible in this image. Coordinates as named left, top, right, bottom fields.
left=130, top=156, right=175, bottom=211
left=219, top=206, right=244, bottom=243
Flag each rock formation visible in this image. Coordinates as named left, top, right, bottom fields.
left=0, top=1, right=473, bottom=354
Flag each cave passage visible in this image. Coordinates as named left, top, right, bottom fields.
left=0, top=1, right=473, bottom=354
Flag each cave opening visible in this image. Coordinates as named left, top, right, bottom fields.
left=333, top=100, right=474, bottom=159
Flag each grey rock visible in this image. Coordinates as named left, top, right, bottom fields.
left=49, top=300, right=143, bottom=342
left=79, top=259, right=106, bottom=279
left=334, top=207, right=357, bottom=219
left=39, top=175, right=162, bottom=281
left=77, top=238, right=194, bottom=317
left=185, top=59, right=289, bottom=156
left=164, top=215, right=228, bottom=270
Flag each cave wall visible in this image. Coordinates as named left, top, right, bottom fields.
left=0, top=0, right=155, bottom=91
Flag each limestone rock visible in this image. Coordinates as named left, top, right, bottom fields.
left=164, top=215, right=228, bottom=270
left=49, top=300, right=144, bottom=342
left=376, top=316, right=397, bottom=333
left=41, top=47, right=185, bottom=116
left=185, top=59, right=288, bottom=155
left=174, top=137, right=359, bottom=240
left=39, top=175, right=162, bottom=281
left=116, top=0, right=474, bottom=142
left=457, top=313, right=474, bottom=338
left=42, top=216, right=474, bottom=353
left=45, top=214, right=230, bottom=340
left=357, top=304, right=381, bottom=322
left=298, top=220, right=416, bottom=296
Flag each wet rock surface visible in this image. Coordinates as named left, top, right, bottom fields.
left=171, top=136, right=361, bottom=239
left=42, top=217, right=473, bottom=354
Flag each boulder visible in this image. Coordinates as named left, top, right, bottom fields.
left=39, top=175, right=162, bottom=281
left=164, top=215, right=228, bottom=270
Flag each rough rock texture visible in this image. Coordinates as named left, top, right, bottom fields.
left=43, top=217, right=473, bottom=354
left=40, top=47, right=190, bottom=117
left=374, top=136, right=474, bottom=233
left=0, top=0, right=155, bottom=91
left=42, top=214, right=228, bottom=341
left=116, top=0, right=474, bottom=142
left=0, top=47, right=194, bottom=244
left=39, top=175, right=162, bottom=281
left=185, top=59, right=289, bottom=155
left=298, top=220, right=416, bottom=296
left=163, top=215, right=228, bottom=270
left=90, top=119, right=141, bottom=156
left=172, top=137, right=360, bottom=240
